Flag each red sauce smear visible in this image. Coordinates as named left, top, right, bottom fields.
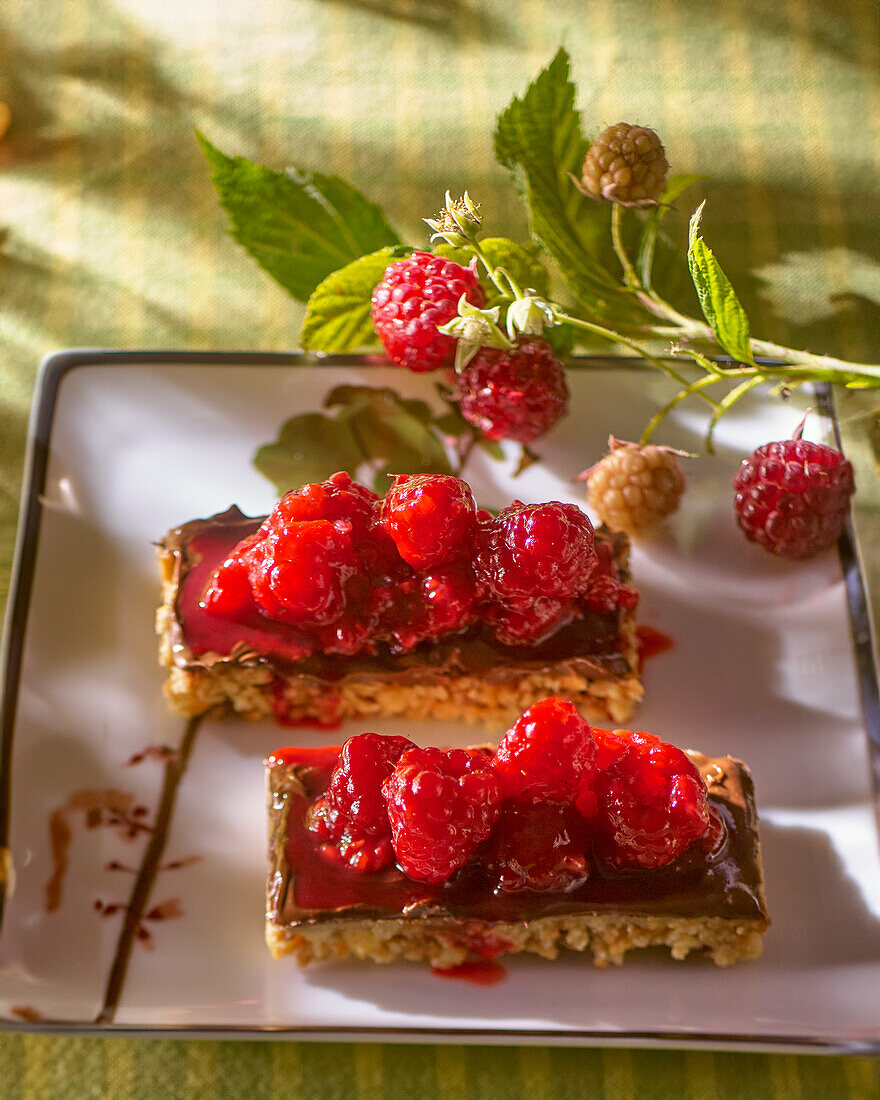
left=637, top=625, right=673, bottom=664
left=431, top=960, right=507, bottom=986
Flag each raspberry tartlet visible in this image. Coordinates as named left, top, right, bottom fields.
left=265, top=704, right=769, bottom=968
left=156, top=473, right=643, bottom=727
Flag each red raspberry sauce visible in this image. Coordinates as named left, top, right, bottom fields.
left=431, top=961, right=507, bottom=986
left=636, top=625, right=673, bottom=663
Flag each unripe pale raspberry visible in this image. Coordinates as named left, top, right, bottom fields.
left=585, top=439, right=685, bottom=536
left=578, top=123, right=668, bottom=208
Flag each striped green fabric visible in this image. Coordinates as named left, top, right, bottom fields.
left=1, top=0, right=878, bottom=1094
left=0, top=1039, right=878, bottom=1100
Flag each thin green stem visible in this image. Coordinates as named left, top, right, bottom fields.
left=611, top=205, right=641, bottom=290
left=640, top=374, right=724, bottom=444
left=556, top=311, right=723, bottom=409
left=704, top=376, right=766, bottom=452
left=648, top=316, right=880, bottom=376
left=492, top=264, right=525, bottom=301
left=466, top=240, right=516, bottom=299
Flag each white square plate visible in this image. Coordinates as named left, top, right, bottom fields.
left=1, top=352, right=878, bottom=1051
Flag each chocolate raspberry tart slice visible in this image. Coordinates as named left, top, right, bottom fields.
left=265, top=702, right=769, bottom=968
left=156, top=473, right=642, bottom=727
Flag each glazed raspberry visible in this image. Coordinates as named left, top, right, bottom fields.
left=308, top=733, right=415, bottom=873
left=456, top=337, right=569, bottom=444
left=483, top=595, right=576, bottom=646
left=475, top=501, right=597, bottom=600
left=592, top=729, right=713, bottom=869
left=386, top=561, right=477, bottom=651
left=371, top=252, right=486, bottom=372
left=580, top=541, right=639, bottom=615
left=492, top=697, right=598, bottom=801
left=382, top=747, right=503, bottom=883
left=245, top=521, right=356, bottom=626
left=483, top=800, right=589, bottom=893
left=733, top=437, right=855, bottom=559
left=577, top=123, right=668, bottom=207
left=201, top=551, right=258, bottom=619
left=268, top=472, right=379, bottom=538
left=380, top=474, right=477, bottom=569
left=585, top=439, right=685, bottom=536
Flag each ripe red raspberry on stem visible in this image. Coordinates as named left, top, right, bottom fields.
left=475, top=500, right=597, bottom=601
left=492, top=696, right=599, bottom=802
left=733, top=421, right=855, bottom=559
left=380, top=474, right=477, bottom=569
left=456, top=336, right=569, bottom=444
left=382, top=747, right=503, bottom=883
left=371, top=252, right=486, bottom=372
left=591, top=729, right=716, bottom=870
left=308, top=733, right=415, bottom=873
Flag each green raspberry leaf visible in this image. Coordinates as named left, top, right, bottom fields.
left=253, top=412, right=363, bottom=493
left=197, top=131, right=401, bottom=301
left=434, top=237, right=551, bottom=303
left=493, top=50, right=641, bottom=325
left=687, top=202, right=755, bottom=364
left=253, top=386, right=457, bottom=496
left=300, top=247, right=401, bottom=352
left=326, top=385, right=453, bottom=491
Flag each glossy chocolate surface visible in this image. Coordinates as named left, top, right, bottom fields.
left=162, top=507, right=634, bottom=684
left=266, top=746, right=768, bottom=929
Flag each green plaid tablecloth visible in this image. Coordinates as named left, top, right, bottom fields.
left=1, top=0, right=878, bottom=1095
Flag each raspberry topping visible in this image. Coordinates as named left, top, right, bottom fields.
left=308, top=733, right=415, bottom=872
left=581, top=540, right=639, bottom=615
left=456, top=336, right=569, bottom=444
left=482, top=596, right=576, bottom=647
left=201, top=550, right=258, bottom=619
left=201, top=474, right=621, bottom=658
left=382, top=747, right=503, bottom=883
left=482, top=800, right=590, bottom=893
left=380, top=474, right=477, bottom=569
left=371, top=252, right=487, bottom=373
left=296, top=709, right=724, bottom=891
left=492, top=697, right=598, bottom=802
left=269, top=472, right=379, bottom=537
left=245, top=521, right=356, bottom=626
left=476, top=501, right=598, bottom=600
left=386, top=560, right=478, bottom=651
left=591, top=729, right=714, bottom=870
left=733, top=437, right=855, bottom=559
